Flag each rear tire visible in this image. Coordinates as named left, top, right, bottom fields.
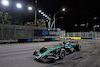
left=75, top=44, right=81, bottom=51
left=65, top=48, right=72, bottom=54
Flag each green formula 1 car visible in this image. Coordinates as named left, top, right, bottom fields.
left=33, top=41, right=81, bottom=62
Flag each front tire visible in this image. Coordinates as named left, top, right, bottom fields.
left=75, top=44, right=81, bottom=51
left=59, top=49, right=65, bottom=59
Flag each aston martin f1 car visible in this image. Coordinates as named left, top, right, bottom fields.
left=33, top=41, right=81, bottom=62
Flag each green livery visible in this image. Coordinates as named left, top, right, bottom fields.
left=33, top=41, right=81, bottom=61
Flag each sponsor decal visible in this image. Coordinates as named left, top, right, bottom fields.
left=32, top=39, right=44, bottom=41
left=42, top=30, right=49, bottom=36
left=0, top=39, right=18, bottom=43
left=27, top=39, right=32, bottom=42
left=52, top=38, right=55, bottom=41
left=34, top=29, right=59, bottom=36
left=49, top=31, right=59, bottom=36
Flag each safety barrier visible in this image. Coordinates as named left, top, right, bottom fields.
left=0, top=38, right=57, bottom=43
left=60, top=37, right=96, bottom=41
left=60, top=37, right=81, bottom=40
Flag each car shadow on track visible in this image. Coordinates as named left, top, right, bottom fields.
left=34, top=58, right=56, bottom=63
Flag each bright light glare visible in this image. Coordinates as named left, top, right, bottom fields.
left=47, top=17, right=49, bottom=19
left=28, top=7, right=32, bottom=10
left=41, top=12, right=44, bottom=14
left=2, top=0, right=9, bottom=6
left=94, top=17, right=97, bottom=19
left=45, top=15, right=47, bottom=17
left=61, top=17, right=63, bottom=19
left=16, top=3, right=22, bottom=8
left=43, top=14, right=46, bottom=16
left=38, top=10, right=42, bottom=13
left=62, top=8, right=66, bottom=11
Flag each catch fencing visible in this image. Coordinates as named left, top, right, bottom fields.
left=0, top=24, right=47, bottom=39
left=1, top=24, right=100, bottom=43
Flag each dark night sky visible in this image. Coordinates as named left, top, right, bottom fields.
left=36, top=0, right=100, bottom=32
left=0, top=0, right=100, bottom=32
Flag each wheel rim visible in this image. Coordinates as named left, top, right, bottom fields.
left=60, top=51, right=65, bottom=58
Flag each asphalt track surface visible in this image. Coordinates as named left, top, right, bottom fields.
left=0, top=40, right=100, bottom=67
